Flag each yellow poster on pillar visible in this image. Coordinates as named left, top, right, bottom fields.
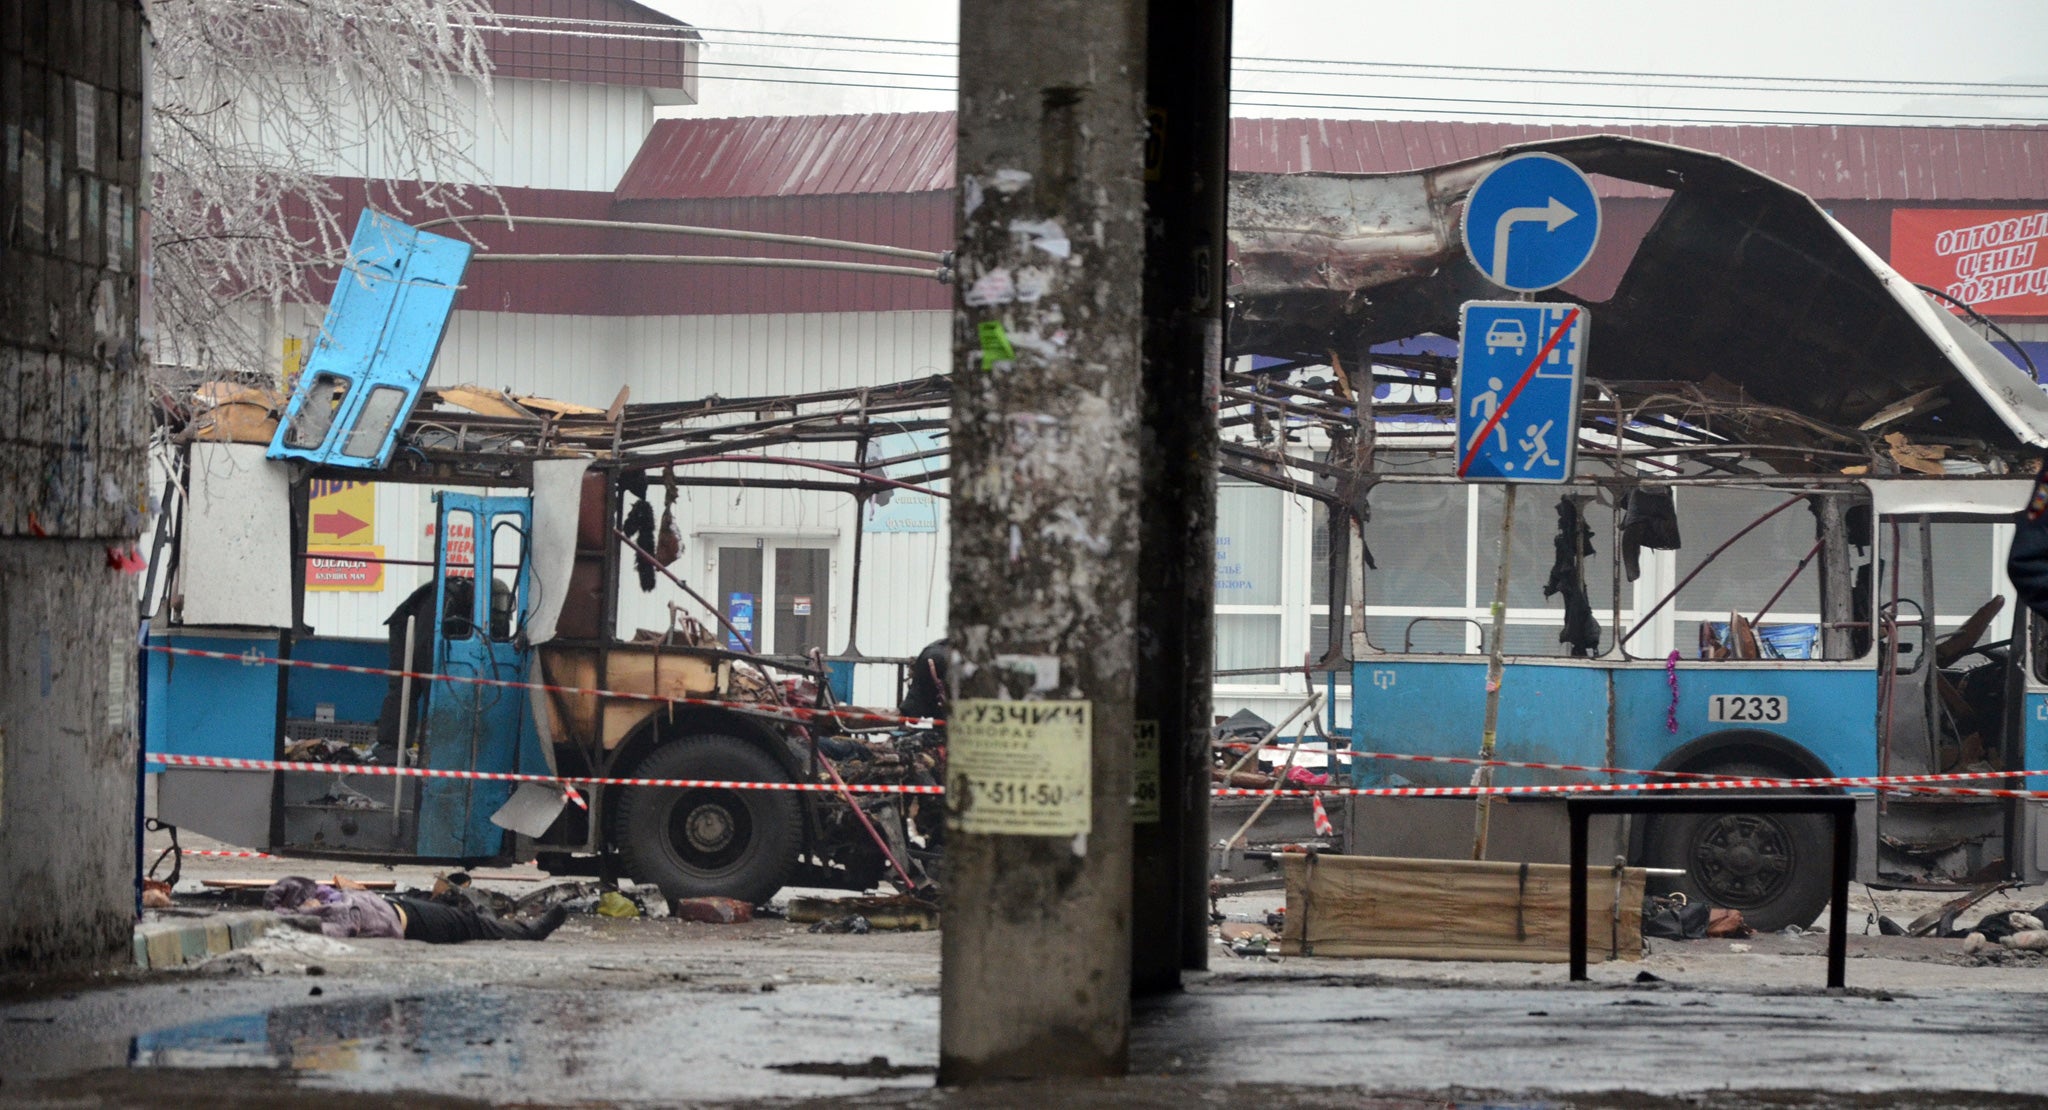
left=945, top=699, right=1092, bottom=836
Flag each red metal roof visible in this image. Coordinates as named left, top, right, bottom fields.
left=617, top=113, right=958, bottom=200
left=618, top=112, right=2048, bottom=203
left=1231, top=119, right=2048, bottom=202
left=484, top=0, right=698, bottom=97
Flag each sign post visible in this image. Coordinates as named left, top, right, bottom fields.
left=1453, top=152, right=1600, bottom=859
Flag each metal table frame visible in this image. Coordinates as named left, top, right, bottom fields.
left=1567, top=794, right=1855, bottom=988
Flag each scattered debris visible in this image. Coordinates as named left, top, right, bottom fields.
left=509, top=878, right=668, bottom=919
left=1903, top=881, right=2015, bottom=938
left=1219, top=920, right=1280, bottom=958
left=787, top=894, right=937, bottom=932
left=768, top=1056, right=935, bottom=1079
left=809, top=915, right=871, bottom=935
left=672, top=897, right=752, bottom=924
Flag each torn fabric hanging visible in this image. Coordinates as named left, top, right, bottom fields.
left=1543, top=496, right=1600, bottom=657
left=1620, top=486, right=1682, bottom=582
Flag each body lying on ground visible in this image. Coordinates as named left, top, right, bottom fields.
left=262, top=876, right=566, bottom=944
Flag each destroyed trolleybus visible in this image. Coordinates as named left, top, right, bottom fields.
left=142, top=214, right=951, bottom=903
left=1225, top=135, right=2048, bottom=931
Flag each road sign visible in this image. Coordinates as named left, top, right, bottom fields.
left=1455, top=301, right=1590, bottom=483
left=1462, top=152, right=1601, bottom=293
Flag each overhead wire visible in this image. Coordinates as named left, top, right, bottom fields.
left=487, top=17, right=2048, bottom=91
left=482, top=21, right=956, bottom=61
left=1233, top=52, right=2048, bottom=92
left=1228, top=88, right=2048, bottom=124
left=489, top=13, right=2048, bottom=99
left=1230, top=62, right=2048, bottom=100
left=1222, top=101, right=2029, bottom=126
left=482, top=19, right=2048, bottom=125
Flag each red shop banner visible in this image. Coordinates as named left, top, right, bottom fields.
left=1891, top=208, right=2048, bottom=316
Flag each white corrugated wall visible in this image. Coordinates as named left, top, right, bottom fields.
left=469, top=78, right=654, bottom=193
left=260, top=76, right=653, bottom=192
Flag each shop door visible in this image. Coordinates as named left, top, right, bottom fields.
left=712, top=541, right=832, bottom=656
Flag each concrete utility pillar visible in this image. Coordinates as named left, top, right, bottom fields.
left=1131, top=0, right=1231, bottom=992
left=941, top=0, right=1150, bottom=1082
left=0, top=0, right=151, bottom=973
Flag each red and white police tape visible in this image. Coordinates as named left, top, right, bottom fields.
left=147, top=752, right=2048, bottom=802
left=142, top=643, right=942, bottom=731
left=1230, top=744, right=2048, bottom=788
left=1221, top=742, right=1728, bottom=780
left=147, top=751, right=946, bottom=795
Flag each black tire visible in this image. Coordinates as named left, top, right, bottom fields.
left=612, top=735, right=800, bottom=905
left=1641, top=762, right=1834, bottom=933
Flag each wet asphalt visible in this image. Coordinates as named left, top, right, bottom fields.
left=5, top=907, right=2048, bottom=1108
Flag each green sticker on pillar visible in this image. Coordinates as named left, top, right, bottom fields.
left=978, top=320, right=1016, bottom=370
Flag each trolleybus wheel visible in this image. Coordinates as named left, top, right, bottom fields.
left=1642, top=762, right=1833, bottom=933
left=612, top=735, right=799, bottom=905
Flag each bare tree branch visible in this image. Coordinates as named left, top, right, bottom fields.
left=148, top=0, right=505, bottom=382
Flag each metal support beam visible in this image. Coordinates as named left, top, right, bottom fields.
left=941, top=0, right=1150, bottom=1082
left=1132, top=0, right=1231, bottom=993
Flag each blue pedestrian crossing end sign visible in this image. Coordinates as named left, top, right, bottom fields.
left=1461, top=152, right=1601, bottom=293
left=1455, top=301, right=1589, bottom=483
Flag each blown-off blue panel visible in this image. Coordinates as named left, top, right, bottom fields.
left=267, top=211, right=472, bottom=470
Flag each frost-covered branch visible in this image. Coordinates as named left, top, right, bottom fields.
left=148, top=0, right=504, bottom=379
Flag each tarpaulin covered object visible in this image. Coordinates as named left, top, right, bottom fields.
left=1280, top=853, right=1645, bottom=963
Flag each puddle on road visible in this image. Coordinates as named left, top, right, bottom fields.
left=130, top=994, right=518, bottom=1073
left=125, top=986, right=938, bottom=1102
